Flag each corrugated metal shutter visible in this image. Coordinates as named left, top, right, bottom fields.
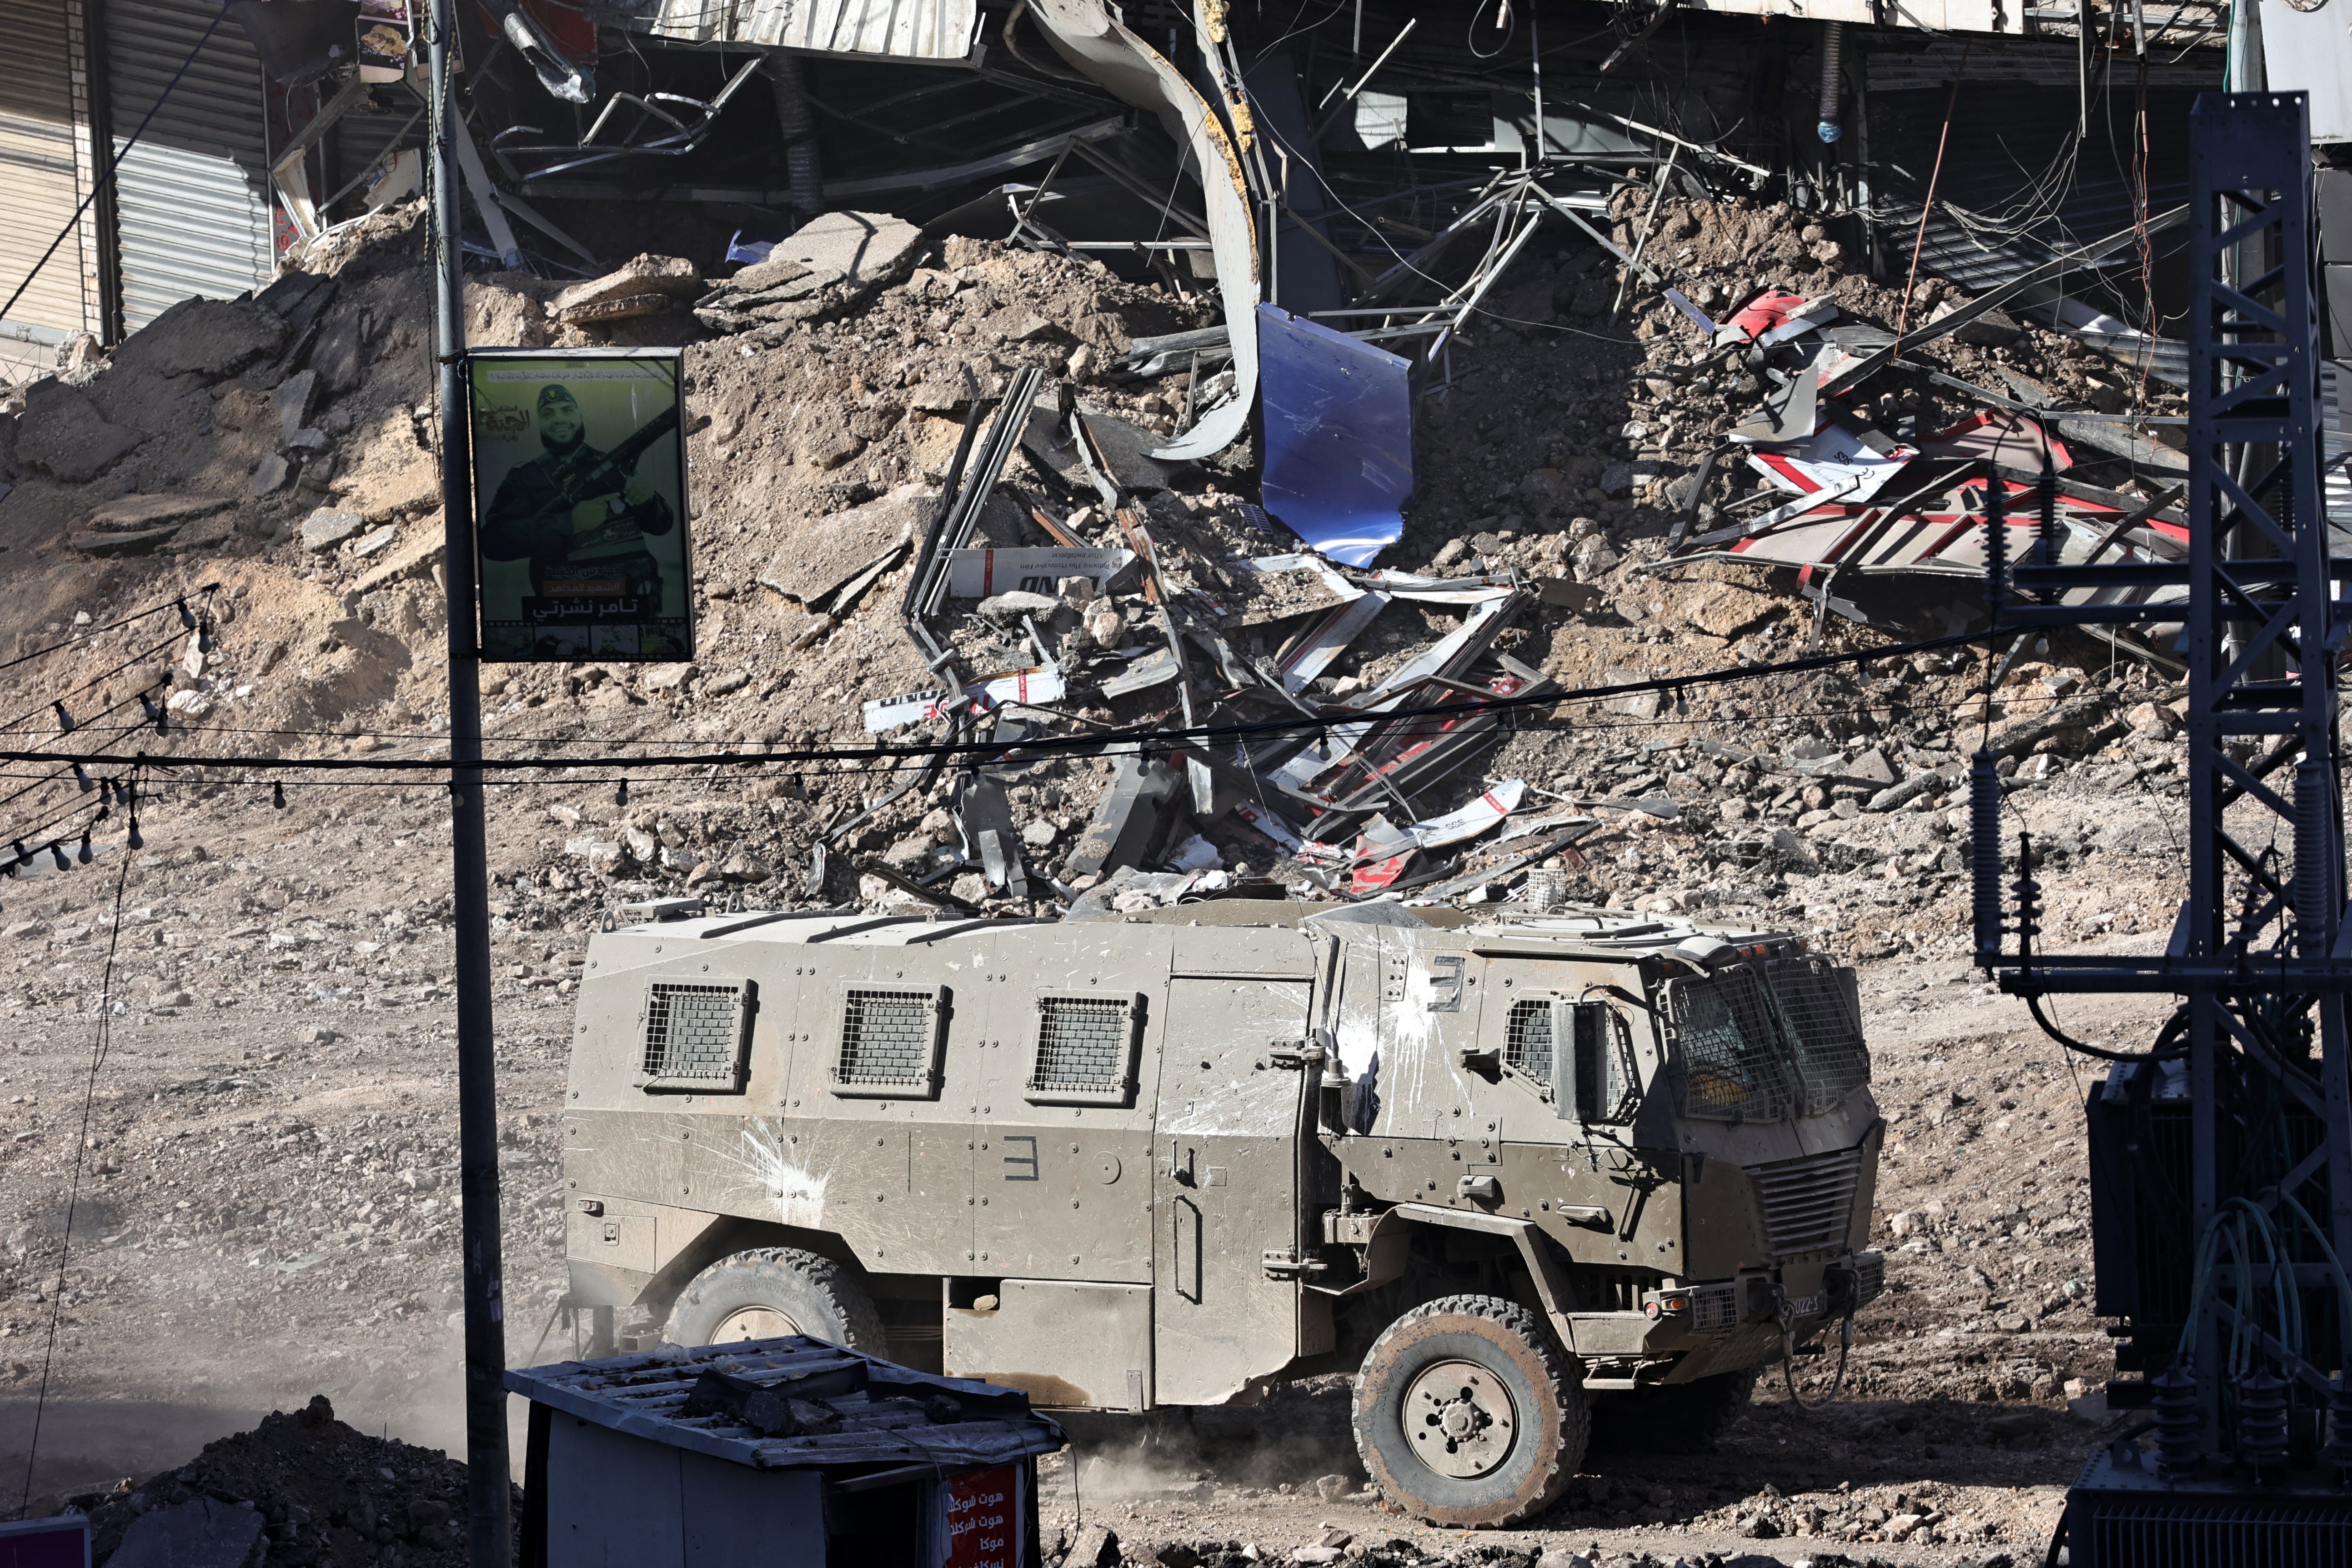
left=106, top=0, right=272, bottom=331
left=0, top=0, right=89, bottom=365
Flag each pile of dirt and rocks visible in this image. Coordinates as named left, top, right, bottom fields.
left=57, top=1394, right=495, bottom=1567
left=0, top=175, right=2194, bottom=955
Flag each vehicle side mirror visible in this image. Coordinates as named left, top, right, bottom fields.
left=1553, top=1000, right=1638, bottom=1123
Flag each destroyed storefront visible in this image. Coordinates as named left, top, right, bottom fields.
left=0, top=0, right=2291, bottom=912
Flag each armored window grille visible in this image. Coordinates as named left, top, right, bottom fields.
left=832, top=987, right=945, bottom=1099
left=1763, top=957, right=1871, bottom=1115
left=1503, top=999, right=1554, bottom=1085
left=1026, top=993, right=1141, bottom=1106
left=1569, top=1002, right=1640, bottom=1124
left=1662, top=968, right=1792, bottom=1122
left=638, top=980, right=754, bottom=1092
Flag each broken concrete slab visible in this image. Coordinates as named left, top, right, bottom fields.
left=108, top=296, right=285, bottom=380
left=15, top=381, right=146, bottom=481
left=758, top=483, right=932, bottom=604
left=162, top=512, right=236, bottom=554
left=552, top=254, right=702, bottom=322
left=351, top=533, right=441, bottom=594
left=274, top=368, right=318, bottom=445
left=1986, top=693, right=2111, bottom=759
left=737, top=211, right=922, bottom=292
left=302, top=507, right=366, bottom=551
left=107, top=1494, right=265, bottom=1568
left=69, top=524, right=181, bottom=556
left=352, top=523, right=401, bottom=558
left=252, top=452, right=292, bottom=496
left=80, top=492, right=234, bottom=533
left=308, top=309, right=367, bottom=395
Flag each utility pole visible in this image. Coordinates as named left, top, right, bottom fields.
left=425, top=1, right=513, bottom=1562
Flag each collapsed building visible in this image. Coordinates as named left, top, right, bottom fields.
left=0, top=0, right=2318, bottom=929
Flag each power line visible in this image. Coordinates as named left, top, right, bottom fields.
left=0, top=624, right=2014, bottom=779
left=0, top=586, right=218, bottom=680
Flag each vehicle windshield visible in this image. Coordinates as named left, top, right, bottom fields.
left=1662, top=956, right=1869, bottom=1122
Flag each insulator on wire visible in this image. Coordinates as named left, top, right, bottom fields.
left=616, top=779, right=630, bottom=807
left=53, top=700, right=74, bottom=734
left=197, top=616, right=212, bottom=654
left=272, top=781, right=287, bottom=810
left=50, top=842, right=70, bottom=872
left=2151, top=1362, right=2202, bottom=1476
left=126, top=817, right=143, bottom=852
left=10, top=842, right=26, bottom=871
left=2236, top=1369, right=2289, bottom=1480
left=177, top=598, right=195, bottom=630
left=1983, top=473, right=2008, bottom=626
left=2010, top=832, right=2042, bottom=945
left=1969, top=752, right=2003, bottom=962
left=74, top=763, right=94, bottom=793
left=2326, top=1372, right=2352, bottom=1478
left=75, top=832, right=91, bottom=866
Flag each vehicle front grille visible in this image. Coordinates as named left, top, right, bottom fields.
left=1746, top=1144, right=1865, bottom=1255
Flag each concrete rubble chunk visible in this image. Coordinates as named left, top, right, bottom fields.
left=553, top=254, right=703, bottom=322
left=274, top=368, right=317, bottom=445
left=1986, top=692, right=2110, bottom=759
left=352, top=535, right=441, bottom=595
left=308, top=309, right=367, bottom=395
left=251, top=452, right=292, bottom=496
left=1867, top=766, right=1960, bottom=812
left=108, top=295, right=285, bottom=379
left=735, top=210, right=922, bottom=292
left=302, top=507, right=366, bottom=552
left=69, top=524, right=180, bottom=557
left=351, top=523, right=401, bottom=558
left=758, top=483, right=931, bottom=605
left=107, top=1495, right=265, bottom=1568
left=81, top=492, right=233, bottom=533
left=16, top=381, right=145, bottom=481
left=977, top=589, right=1062, bottom=624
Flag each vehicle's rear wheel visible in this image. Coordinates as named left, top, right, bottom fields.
left=1351, top=1294, right=1585, bottom=1527
left=665, top=1247, right=888, bottom=1352
left=1590, top=1368, right=1758, bottom=1454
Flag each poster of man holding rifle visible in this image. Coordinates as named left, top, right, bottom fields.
left=468, top=349, right=695, bottom=662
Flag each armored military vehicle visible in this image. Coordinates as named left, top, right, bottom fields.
left=558, top=897, right=1884, bottom=1526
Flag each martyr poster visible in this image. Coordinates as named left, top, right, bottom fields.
left=467, top=348, right=694, bottom=662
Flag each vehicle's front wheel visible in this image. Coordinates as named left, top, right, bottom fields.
left=665, top=1246, right=887, bottom=1351
left=1351, top=1294, right=1585, bottom=1527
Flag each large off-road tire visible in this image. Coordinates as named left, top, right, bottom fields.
left=664, top=1247, right=888, bottom=1352
left=1591, top=1368, right=1758, bottom=1454
left=1351, top=1294, right=1585, bottom=1528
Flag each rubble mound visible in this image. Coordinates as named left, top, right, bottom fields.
left=70, top=1394, right=496, bottom=1567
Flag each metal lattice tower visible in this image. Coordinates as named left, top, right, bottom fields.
left=1982, top=90, right=2352, bottom=1465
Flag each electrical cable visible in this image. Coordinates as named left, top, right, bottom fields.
left=0, top=586, right=219, bottom=679
left=11, top=766, right=138, bottom=1519
left=0, top=620, right=2036, bottom=780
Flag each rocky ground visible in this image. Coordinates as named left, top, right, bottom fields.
left=0, top=166, right=2207, bottom=1565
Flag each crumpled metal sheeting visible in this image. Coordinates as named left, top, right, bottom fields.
left=1255, top=303, right=1417, bottom=567
left=625, top=0, right=979, bottom=59
left=1023, top=0, right=1260, bottom=462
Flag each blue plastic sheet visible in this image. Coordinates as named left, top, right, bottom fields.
left=1256, top=303, right=1416, bottom=566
